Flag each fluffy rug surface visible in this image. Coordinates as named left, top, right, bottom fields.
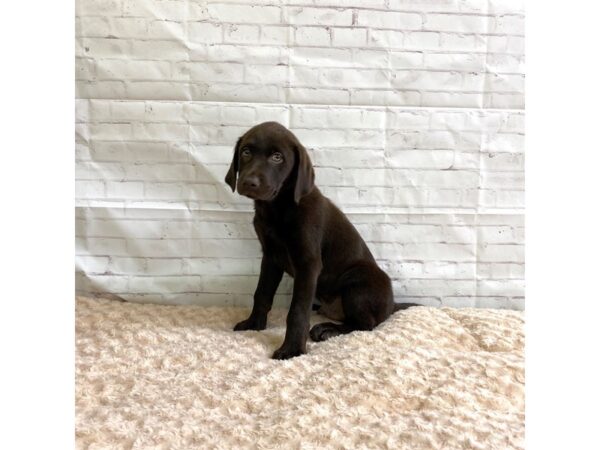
left=76, top=296, right=524, bottom=449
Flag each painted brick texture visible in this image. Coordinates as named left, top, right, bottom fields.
left=75, top=0, right=525, bottom=309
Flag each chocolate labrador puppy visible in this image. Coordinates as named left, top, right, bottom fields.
left=225, top=122, right=417, bottom=359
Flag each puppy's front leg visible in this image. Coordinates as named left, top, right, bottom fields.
left=234, top=256, right=283, bottom=331
left=272, top=261, right=321, bottom=360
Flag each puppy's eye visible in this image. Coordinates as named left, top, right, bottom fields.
left=241, top=147, right=252, bottom=158
left=270, top=152, right=283, bottom=163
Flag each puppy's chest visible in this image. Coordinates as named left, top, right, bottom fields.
left=259, top=221, right=292, bottom=252
left=254, top=215, right=297, bottom=272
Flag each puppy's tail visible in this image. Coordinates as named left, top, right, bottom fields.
left=392, top=302, right=421, bottom=312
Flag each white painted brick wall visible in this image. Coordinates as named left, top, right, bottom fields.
left=75, top=0, right=525, bottom=309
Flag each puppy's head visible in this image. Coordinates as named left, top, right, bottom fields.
left=225, top=122, right=314, bottom=203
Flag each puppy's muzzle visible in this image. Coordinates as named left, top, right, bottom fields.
left=238, top=174, right=275, bottom=200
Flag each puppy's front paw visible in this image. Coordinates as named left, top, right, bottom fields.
left=272, top=345, right=305, bottom=360
left=233, top=316, right=266, bottom=331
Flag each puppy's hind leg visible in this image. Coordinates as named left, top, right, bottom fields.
left=309, top=322, right=354, bottom=342
left=310, top=296, right=351, bottom=342
left=310, top=263, right=393, bottom=342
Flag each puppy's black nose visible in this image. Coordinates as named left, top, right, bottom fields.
left=242, top=175, right=260, bottom=189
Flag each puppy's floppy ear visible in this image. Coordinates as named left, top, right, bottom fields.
left=225, top=137, right=242, bottom=192
left=293, top=143, right=315, bottom=204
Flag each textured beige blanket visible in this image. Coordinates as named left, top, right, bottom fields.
left=76, top=297, right=524, bottom=449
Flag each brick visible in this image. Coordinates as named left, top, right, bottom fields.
left=224, top=24, right=260, bottom=44
left=357, top=11, right=421, bottom=29
left=208, top=4, right=281, bottom=24
left=189, top=22, right=223, bottom=44
left=77, top=38, right=130, bottom=59
left=404, top=32, right=440, bottom=49
left=286, top=7, right=353, bottom=26
left=76, top=58, right=96, bottom=80
left=191, top=44, right=286, bottom=65
left=76, top=0, right=122, bottom=17
left=485, top=54, right=525, bottom=73
left=401, top=243, right=475, bottom=261
left=290, top=47, right=353, bottom=66
left=507, top=36, right=525, bottom=54
left=464, top=112, right=506, bottom=131
left=490, top=93, right=524, bottom=109
left=502, top=113, right=525, bottom=133
left=261, top=26, right=290, bottom=45
left=122, top=81, right=190, bottom=101
left=397, top=279, right=476, bottom=297
left=487, top=35, right=508, bottom=53
left=254, top=106, right=290, bottom=124
left=478, top=263, right=524, bottom=279
left=358, top=224, right=440, bottom=243
left=294, top=26, right=331, bottom=46
left=483, top=132, right=525, bottom=153
left=186, top=104, right=222, bottom=123
left=424, top=262, right=477, bottom=278
left=76, top=143, right=92, bottom=161
left=76, top=256, right=110, bottom=274
left=386, top=130, right=456, bottom=149
left=179, top=62, right=245, bottom=83
left=390, top=51, right=424, bottom=69
left=97, top=59, right=170, bottom=80
left=333, top=28, right=367, bottom=47
left=488, top=73, right=525, bottom=92
left=440, top=33, right=486, bottom=52
left=489, top=0, right=525, bottom=14
left=379, top=261, right=424, bottom=278
left=481, top=153, right=524, bottom=172
left=76, top=180, right=105, bottom=198
left=478, top=244, right=524, bottom=263
left=245, top=65, right=288, bottom=84
left=108, top=101, right=145, bottom=120
left=184, top=258, right=259, bottom=276
left=132, top=123, right=189, bottom=141
left=291, top=107, right=383, bottom=129
left=83, top=238, right=128, bottom=255
left=494, top=190, right=525, bottom=208
left=84, top=219, right=160, bottom=238
left=369, top=30, right=404, bottom=48
left=286, top=87, right=350, bottom=105
left=319, top=68, right=390, bottom=88
left=143, top=101, right=185, bottom=122
left=106, top=181, right=144, bottom=198
left=422, top=92, right=482, bottom=108
left=144, top=183, right=183, bottom=200
left=350, top=49, right=390, bottom=69
left=386, top=150, right=455, bottom=169
left=123, top=1, right=187, bottom=20
left=145, top=259, right=184, bottom=275
left=88, top=123, right=133, bottom=140
left=492, top=15, right=525, bottom=35
left=476, top=279, right=525, bottom=297
left=387, top=111, right=430, bottom=129
left=350, top=89, right=421, bottom=107
left=425, top=13, right=490, bottom=33
left=430, top=111, right=466, bottom=130
left=395, top=70, right=464, bottom=90
left=148, top=20, right=185, bottom=40
left=220, top=106, right=256, bottom=124
left=424, top=53, right=486, bottom=71
left=190, top=239, right=261, bottom=259
left=76, top=17, right=110, bottom=37
left=310, top=149, right=385, bottom=168
left=314, top=0, right=386, bottom=6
